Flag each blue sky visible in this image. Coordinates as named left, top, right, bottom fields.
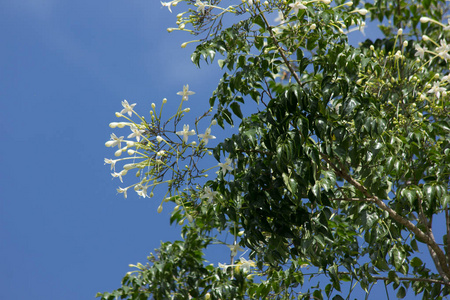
left=1, top=1, right=224, bottom=298
left=1, top=1, right=442, bottom=299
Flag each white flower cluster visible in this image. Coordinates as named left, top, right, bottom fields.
left=413, top=18, right=450, bottom=100
left=104, top=85, right=229, bottom=217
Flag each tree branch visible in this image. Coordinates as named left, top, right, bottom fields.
left=447, top=206, right=450, bottom=264
left=320, top=153, right=450, bottom=283
left=336, top=272, right=450, bottom=286
left=256, top=6, right=303, bottom=87
left=331, top=197, right=375, bottom=203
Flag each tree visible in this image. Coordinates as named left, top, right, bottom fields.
left=98, top=0, right=450, bottom=299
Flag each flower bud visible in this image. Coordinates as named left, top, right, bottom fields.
left=356, top=9, right=368, bottom=15
left=403, top=41, right=408, bottom=47
left=211, top=119, right=217, bottom=125
left=162, top=98, right=167, bottom=104
left=181, top=42, right=188, bottom=48
left=123, top=163, right=135, bottom=170
left=370, top=45, right=374, bottom=51
left=344, top=1, right=353, bottom=6
left=109, top=122, right=119, bottom=128
left=191, top=141, right=197, bottom=146
left=420, top=17, right=432, bottom=23
left=422, top=35, right=431, bottom=41
left=157, top=205, right=163, bottom=213
left=115, top=112, right=123, bottom=118
left=184, top=108, right=190, bottom=112
left=178, top=219, right=184, bottom=225
left=167, top=28, right=174, bottom=33
left=156, top=136, right=164, bottom=142
left=187, top=214, right=193, bottom=222
left=115, top=149, right=123, bottom=157
left=174, top=205, right=180, bottom=211
left=397, top=28, right=403, bottom=35
left=127, top=141, right=135, bottom=147
left=151, top=103, right=156, bottom=109
left=105, top=141, right=115, bottom=147
left=310, top=24, right=317, bottom=30
left=178, top=23, right=185, bottom=29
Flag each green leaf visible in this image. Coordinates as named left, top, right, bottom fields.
left=397, top=286, right=406, bottom=298
left=253, top=15, right=265, bottom=29
left=230, top=102, right=243, bottom=119
left=410, top=257, right=423, bottom=267
left=342, top=98, right=358, bottom=117
left=423, top=184, right=436, bottom=202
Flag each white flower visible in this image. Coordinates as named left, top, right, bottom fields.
left=358, top=21, right=366, bottom=35
left=104, top=158, right=117, bottom=171
left=120, top=100, right=136, bottom=117
left=289, top=1, right=307, bottom=14
left=111, top=169, right=128, bottom=183
left=160, top=0, right=179, bottom=13
left=117, top=187, right=128, bottom=199
left=176, top=124, right=196, bottom=143
left=274, top=11, right=285, bottom=23
left=441, top=75, right=450, bottom=84
left=237, top=257, right=256, bottom=273
left=177, top=85, right=195, bottom=101
left=127, top=125, right=145, bottom=142
left=195, top=0, right=207, bottom=14
left=202, top=186, right=218, bottom=202
left=219, top=257, right=255, bottom=273
left=444, top=19, right=450, bottom=31
left=218, top=262, right=233, bottom=272
left=415, top=44, right=427, bottom=59
left=136, top=185, right=148, bottom=198
left=227, top=243, right=244, bottom=257
left=105, top=133, right=124, bottom=148
left=436, top=39, right=450, bottom=62
left=427, top=82, right=446, bottom=99
left=198, top=128, right=216, bottom=145
left=218, top=157, right=233, bottom=175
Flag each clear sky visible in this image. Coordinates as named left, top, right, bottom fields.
left=0, top=1, right=440, bottom=299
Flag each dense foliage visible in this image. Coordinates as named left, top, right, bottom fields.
left=99, top=0, right=450, bottom=298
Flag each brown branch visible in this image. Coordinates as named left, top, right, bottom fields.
left=256, top=6, right=303, bottom=87
left=416, top=196, right=448, bottom=281
left=331, top=197, right=375, bottom=203
left=320, top=153, right=450, bottom=283
left=336, top=272, right=449, bottom=286
left=447, top=207, right=450, bottom=265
